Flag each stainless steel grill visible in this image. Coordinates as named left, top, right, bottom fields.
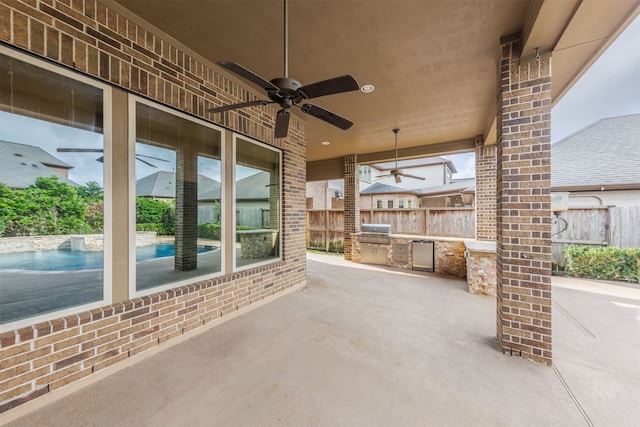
left=359, top=224, right=392, bottom=245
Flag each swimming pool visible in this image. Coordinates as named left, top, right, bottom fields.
left=0, top=244, right=215, bottom=271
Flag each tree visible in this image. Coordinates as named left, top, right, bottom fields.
left=0, top=176, right=88, bottom=236
left=78, top=181, right=104, bottom=203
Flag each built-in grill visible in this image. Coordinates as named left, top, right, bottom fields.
left=359, top=223, right=392, bottom=245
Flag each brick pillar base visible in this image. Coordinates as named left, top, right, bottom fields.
left=496, top=36, right=553, bottom=365
left=343, top=155, right=360, bottom=260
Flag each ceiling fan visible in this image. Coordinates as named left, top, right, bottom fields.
left=375, top=128, right=426, bottom=183
left=56, top=148, right=169, bottom=168
left=207, top=0, right=359, bottom=138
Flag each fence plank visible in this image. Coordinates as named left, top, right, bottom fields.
left=306, top=208, right=475, bottom=250
left=551, top=206, right=639, bottom=269
left=609, top=206, right=640, bottom=248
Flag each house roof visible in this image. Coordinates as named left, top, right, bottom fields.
left=372, top=157, right=457, bottom=174
left=415, top=178, right=476, bottom=197
left=0, top=140, right=74, bottom=169
left=360, top=182, right=415, bottom=195
left=236, top=171, right=271, bottom=200
left=136, top=171, right=221, bottom=199
left=0, top=140, right=77, bottom=189
left=551, top=114, right=640, bottom=191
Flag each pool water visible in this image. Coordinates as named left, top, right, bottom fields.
left=0, top=244, right=214, bottom=271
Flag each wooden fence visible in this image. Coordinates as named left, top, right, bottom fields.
left=552, top=206, right=640, bottom=268
left=307, top=206, right=640, bottom=264
left=306, top=208, right=475, bottom=251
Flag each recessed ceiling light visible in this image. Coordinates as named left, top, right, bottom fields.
left=360, top=84, right=375, bottom=93
left=321, top=141, right=330, bottom=146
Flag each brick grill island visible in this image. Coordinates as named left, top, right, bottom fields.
left=352, top=229, right=466, bottom=279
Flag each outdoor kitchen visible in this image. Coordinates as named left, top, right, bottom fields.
left=351, top=224, right=496, bottom=295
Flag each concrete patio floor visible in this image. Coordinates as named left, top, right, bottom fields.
left=3, top=252, right=640, bottom=426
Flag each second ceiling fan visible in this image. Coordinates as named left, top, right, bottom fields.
left=207, top=0, right=359, bottom=138
left=375, top=128, right=426, bottom=183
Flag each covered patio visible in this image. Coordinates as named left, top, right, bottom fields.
left=4, top=252, right=639, bottom=426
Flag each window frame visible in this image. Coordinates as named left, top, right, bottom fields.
left=0, top=46, right=113, bottom=332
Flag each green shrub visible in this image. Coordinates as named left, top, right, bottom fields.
left=565, top=245, right=640, bottom=283
left=136, top=223, right=174, bottom=235
left=198, top=223, right=221, bottom=240
left=197, top=223, right=259, bottom=242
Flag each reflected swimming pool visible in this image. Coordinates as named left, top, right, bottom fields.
left=0, top=244, right=214, bottom=271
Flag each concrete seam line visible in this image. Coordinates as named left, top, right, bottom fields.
left=552, top=364, right=594, bottom=427
left=553, top=301, right=596, bottom=338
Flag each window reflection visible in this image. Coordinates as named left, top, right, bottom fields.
left=235, top=138, right=281, bottom=268
left=134, top=102, right=222, bottom=291
left=0, top=51, right=106, bottom=325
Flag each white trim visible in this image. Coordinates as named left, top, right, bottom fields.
left=0, top=46, right=112, bottom=332
left=128, top=96, right=226, bottom=298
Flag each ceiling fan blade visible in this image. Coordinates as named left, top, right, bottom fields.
left=217, top=61, right=279, bottom=91
left=135, top=156, right=157, bottom=168
left=298, top=75, right=360, bottom=99
left=399, top=173, right=426, bottom=180
left=274, top=109, right=291, bottom=138
left=207, top=100, right=271, bottom=114
left=57, top=148, right=104, bottom=153
left=96, top=156, right=104, bottom=163
left=135, top=154, right=170, bottom=162
left=301, top=104, right=353, bottom=130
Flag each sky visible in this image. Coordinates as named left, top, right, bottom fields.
left=446, top=14, right=640, bottom=179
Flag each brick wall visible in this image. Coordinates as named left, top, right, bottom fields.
left=0, top=0, right=306, bottom=412
left=475, top=144, right=497, bottom=240
left=496, top=36, right=552, bottom=365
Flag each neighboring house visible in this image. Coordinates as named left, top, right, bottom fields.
left=360, top=182, right=419, bottom=209
left=0, top=140, right=76, bottom=188
left=136, top=170, right=272, bottom=227
left=307, top=165, right=371, bottom=210
left=370, top=157, right=456, bottom=190
left=307, top=157, right=458, bottom=209
left=360, top=178, right=475, bottom=209
left=416, top=178, right=475, bottom=208
left=136, top=170, right=221, bottom=224
left=551, top=114, right=640, bottom=207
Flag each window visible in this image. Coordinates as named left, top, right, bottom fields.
left=0, top=49, right=111, bottom=327
left=387, top=200, right=394, bottom=209
left=359, top=165, right=372, bottom=183
left=399, top=200, right=405, bottom=208
left=235, top=137, right=281, bottom=269
left=376, top=200, right=383, bottom=209
left=408, top=200, right=412, bottom=208
left=133, top=100, right=222, bottom=293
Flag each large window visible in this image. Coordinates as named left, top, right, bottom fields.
left=235, top=137, right=281, bottom=269
left=0, top=49, right=110, bottom=327
left=133, top=100, right=222, bottom=292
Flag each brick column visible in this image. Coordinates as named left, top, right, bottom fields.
left=175, top=143, right=198, bottom=271
left=269, top=165, right=280, bottom=256
left=475, top=139, right=497, bottom=241
left=343, top=155, right=360, bottom=260
left=496, top=36, right=553, bottom=365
